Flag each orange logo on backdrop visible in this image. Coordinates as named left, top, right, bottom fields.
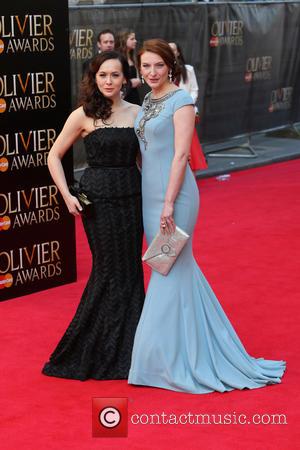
left=245, top=72, right=253, bottom=83
left=0, top=98, right=7, bottom=113
left=0, top=157, right=9, bottom=172
left=0, top=274, right=13, bottom=289
left=0, top=216, right=11, bottom=231
left=0, top=39, right=4, bottom=54
left=210, top=36, right=219, bottom=47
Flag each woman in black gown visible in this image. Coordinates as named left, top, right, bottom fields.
left=42, top=51, right=144, bottom=381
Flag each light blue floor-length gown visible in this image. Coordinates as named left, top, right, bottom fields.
left=128, top=89, right=286, bottom=394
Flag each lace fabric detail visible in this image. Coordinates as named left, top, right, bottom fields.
left=136, top=90, right=180, bottom=149
left=42, top=127, right=144, bottom=381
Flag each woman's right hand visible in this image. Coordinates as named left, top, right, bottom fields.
left=63, top=193, right=83, bottom=216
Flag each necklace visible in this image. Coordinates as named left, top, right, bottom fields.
left=150, top=89, right=178, bottom=101
left=136, top=90, right=180, bottom=149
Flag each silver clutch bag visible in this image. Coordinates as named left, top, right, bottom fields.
left=142, top=226, right=190, bottom=276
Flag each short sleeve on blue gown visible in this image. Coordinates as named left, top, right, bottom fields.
left=172, top=90, right=194, bottom=113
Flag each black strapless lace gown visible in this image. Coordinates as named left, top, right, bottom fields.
left=42, top=128, right=145, bottom=380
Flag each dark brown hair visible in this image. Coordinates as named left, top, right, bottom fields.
left=115, top=29, right=136, bottom=64
left=170, top=42, right=188, bottom=84
left=78, top=51, right=129, bottom=122
left=97, top=29, right=115, bottom=43
left=138, top=38, right=181, bottom=82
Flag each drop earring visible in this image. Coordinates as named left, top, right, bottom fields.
left=141, top=75, right=145, bottom=84
left=168, top=70, right=173, bottom=83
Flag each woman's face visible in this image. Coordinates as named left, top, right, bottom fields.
left=95, top=58, right=125, bottom=98
left=168, top=42, right=179, bottom=58
left=126, top=33, right=137, bottom=50
left=140, top=51, right=169, bottom=90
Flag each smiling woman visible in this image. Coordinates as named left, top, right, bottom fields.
left=42, top=51, right=145, bottom=381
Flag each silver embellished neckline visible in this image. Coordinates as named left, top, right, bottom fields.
left=136, top=90, right=182, bottom=149
left=149, top=90, right=180, bottom=103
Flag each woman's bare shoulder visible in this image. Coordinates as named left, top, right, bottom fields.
left=124, top=102, right=141, bottom=118
left=70, top=105, right=86, bottom=120
left=70, top=106, right=92, bottom=127
left=122, top=100, right=140, bottom=110
left=62, top=106, right=92, bottom=137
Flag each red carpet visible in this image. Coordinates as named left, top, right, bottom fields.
left=1, top=160, right=299, bottom=449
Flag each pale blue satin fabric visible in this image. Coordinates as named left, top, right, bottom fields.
left=128, top=89, right=286, bottom=393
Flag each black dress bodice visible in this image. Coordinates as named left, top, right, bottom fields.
left=83, top=127, right=139, bottom=167
left=80, top=127, right=141, bottom=199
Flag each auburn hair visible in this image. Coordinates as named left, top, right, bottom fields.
left=138, top=38, right=181, bottom=81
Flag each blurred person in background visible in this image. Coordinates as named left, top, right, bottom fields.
left=82, top=29, right=115, bottom=75
left=169, top=41, right=207, bottom=172
left=96, top=29, right=115, bottom=52
left=116, top=29, right=141, bottom=105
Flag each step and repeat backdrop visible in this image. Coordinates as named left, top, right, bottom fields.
left=0, top=0, right=76, bottom=301
left=69, top=2, right=300, bottom=168
left=1, top=1, right=299, bottom=300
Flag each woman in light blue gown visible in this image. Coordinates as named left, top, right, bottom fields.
left=128, top=39, right=286, bottom=394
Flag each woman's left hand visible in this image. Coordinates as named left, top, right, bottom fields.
left=160, top=201, right=176, bottom=235
left=131, top=78, right=141, bottom=88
